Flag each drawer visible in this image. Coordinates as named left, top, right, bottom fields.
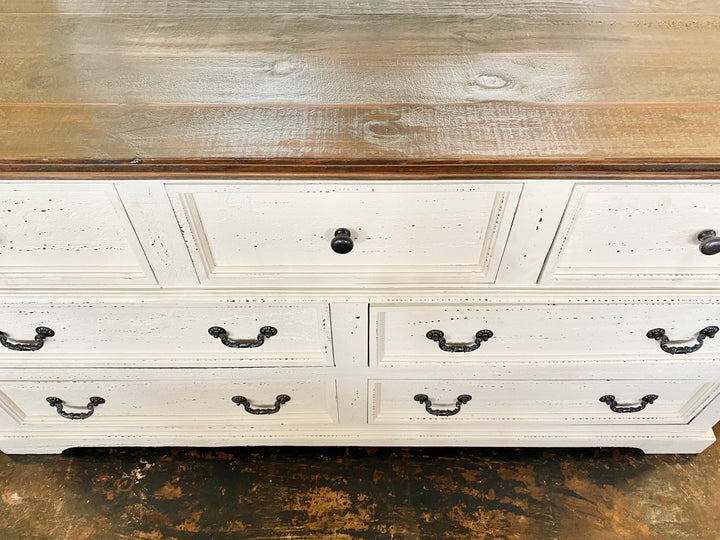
left=540, top=182, right=720, bottom=287
left=0, top=371, right=338, bottom=428
left=0, top=182, right=154, bottom=285
left=369, top=380, right=720, bottom=425
left=0, top=302, right=332, bottom=367
left=371, top=302, right=720, bottom=366
left=166, top=181, right=521, bottom=287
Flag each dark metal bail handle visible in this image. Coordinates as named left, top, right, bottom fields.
left=600, top=394, right=658, bottom=414
left=232, top=394, right=291, bottom=415
left=414, top=394, right=472, bottom=416
left=426, top=329, right=493, bottom=353
left=46, top=396, right=105, bottom=420
left=646, top=326, right=718, bottom=354
left=698, top=229, right=720, bottom=255
left=0, top=326, right=55, bottom=351
left=208, top=325, right=277, bottom=348
left=330, top=228, right=354, bottom=254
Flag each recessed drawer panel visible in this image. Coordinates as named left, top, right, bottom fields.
left=370, top=379, right=720, bottom=425
left=540, top=182, right=720, bottom=286
left=166, top=181, right=521, bottom=287
left=371, top=302, right=720, bottom=366
left=0, top=182, right=154, bottom=285
left=0, top=303, right=332, bottom=366
left=0, top=373, right=338, bottom=428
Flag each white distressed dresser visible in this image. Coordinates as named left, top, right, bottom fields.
left=1, top=1, right=719, bottom=454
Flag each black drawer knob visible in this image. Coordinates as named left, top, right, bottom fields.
left=698, top=230, right=720, bottom=255
left=330, top=228, right=354, bottom=254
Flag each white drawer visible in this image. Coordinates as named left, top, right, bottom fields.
left=0, top=302, right=332, bottom=366
left=540, top=182, right=720, bottom=287
left=166, top=181, right=521, bottom=287
left=370, top=379, right=720, bottom=425
left=0, top=182, right=154, bottom=286
left=371, top=302, right=720, bottom=366
left=0, top=371, right=338, bottom=428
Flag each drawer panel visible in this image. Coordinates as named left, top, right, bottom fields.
left=371, top=302, right=720, bottom=366
left=370, top=380, right=720, bottom=425
left=0, top=303, right=332, bottom=366
left=0, top=373, right=338, bottom=427
left=540, top=182, right=720, bottom=286
left=0, top=182, right=154, bottom=285
left=166, top=181, right=521, bottom=286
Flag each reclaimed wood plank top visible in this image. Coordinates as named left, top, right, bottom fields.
left=0, top=1, right=719, bottom=164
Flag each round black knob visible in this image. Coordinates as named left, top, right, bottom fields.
left=330, top=228, right=354, bottom=254
left=698, top=230, right=720, bottom=255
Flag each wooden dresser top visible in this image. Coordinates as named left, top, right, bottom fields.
left=1, top=1, right=719, bottom=171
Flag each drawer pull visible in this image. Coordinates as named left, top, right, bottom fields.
left=413, top=393, right=471, bottom=416
left=46, top=396, right=105, bottom=420
left=330, top=228, right=354, bottom=254
left=208, top=325, right=277, bottom=348
left=426, top=329, right=493, bottom=352
left=646, top=326, right=718, bottom=354
left=0, top=326, right=55, bottom=351
left=600, top=394, right=658, bottom=414
left=698, top=229, right=720, bottom=255
left=232, top=394, right=291, bottom=415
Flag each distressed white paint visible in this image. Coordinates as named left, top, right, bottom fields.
left=0, top=302, right=332, bottom=367
left=540, top=182, right=720, bottom=286
left=0, top=372, right=338, bottom=428
left=0, top=182, right=154, bottom=285
left=167, top=181, right=521, bottom=287
left=371, top=302, right=720, bottom=366
left=369, top=379, right=720, bottom=425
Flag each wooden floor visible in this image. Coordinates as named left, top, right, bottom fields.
left=1, top=427, right=719, bottom=539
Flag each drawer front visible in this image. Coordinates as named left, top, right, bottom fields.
left=370, top=380, right=720, bottom=425
left=0, top=182, right=154, bottom=285
left=371, top=303, right=720, bottom=365
left=166, top=181, right=521, bottom=286
left=540, top=182, right=720, bottom=286
left=0, top=303, right=332, bottom=366
left=0, top=373, right=338, bottom=428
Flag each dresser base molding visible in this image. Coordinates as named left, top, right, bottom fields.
left=0, top=428, right=714, bottom=455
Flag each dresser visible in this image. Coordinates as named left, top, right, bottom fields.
left=1, top=1, right=719, bottom=454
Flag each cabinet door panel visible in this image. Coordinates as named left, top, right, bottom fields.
left=167, top=181, right=521, bottom=287
left=540, top=182, right=720, bottom=286
left=370, top=379, right=719, bottom=425
left=0, top=182, right=154, bottom=285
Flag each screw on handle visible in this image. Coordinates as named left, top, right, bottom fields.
left=413, top=393, right=472, bottom=416
left=600, top=394, right=658, bottom=414
left=698, top=230, right=720, bottom=255
left=46, top=396, right=105, bottom=420
left=232, top=394, right=291, bottom=415
left=0, top=326, right=55, bottom=351
left=646, top=326, right=718, bottom=354
left=330, top=228, right=354, bottom=254
left=208, top=326, right=277, bottom=348
left=426, top=329, right=494, bottom=353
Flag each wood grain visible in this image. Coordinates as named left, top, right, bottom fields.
left=1, top=103, right=718, bottom=161
left=0, top=2, right=717, bottom=163
left=1, top=1, right=718, bottom=15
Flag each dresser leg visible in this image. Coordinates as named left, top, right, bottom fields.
left=634, top=429, right=716, bottom=454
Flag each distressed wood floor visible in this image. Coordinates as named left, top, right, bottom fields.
left=2, top=427, right=720, bottom=539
